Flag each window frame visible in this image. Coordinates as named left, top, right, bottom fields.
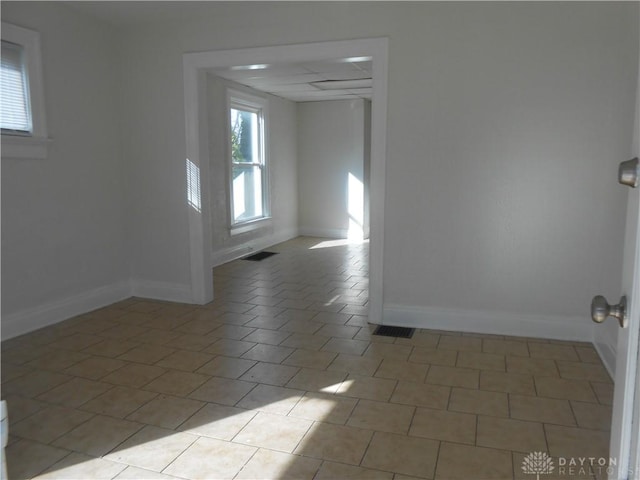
left=226, top=89, right=271, bottom=233
left=1, top=22, right=48, bottom=160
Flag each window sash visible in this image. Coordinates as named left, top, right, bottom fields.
left=1, top=39, right=32, bottom=134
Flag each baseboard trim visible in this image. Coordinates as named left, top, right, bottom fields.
left=593, top=329, right=617, bottom=378
left=211, top=227, right=298, bottom=267
left=129, top=280, right=193, bottom=304
left=298, top=227, right=348, bottom=239
left=382, top=303, right=593, bottom=342
left=1, top=281, right=130, bottom=340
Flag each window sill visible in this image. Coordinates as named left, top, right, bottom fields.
left=1, top=134, right=50, bottom=160
left=230, top=217, right=272, bottom=236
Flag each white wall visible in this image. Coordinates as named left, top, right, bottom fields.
left=1, top=2, right=637, bottom=342
left=297, top=99, right=367, bottom=239
left=117, top=2, right=637, bottom=340
left=207, top=75, right=299, bottom=266
left=1, top=2, right=129, bottom=338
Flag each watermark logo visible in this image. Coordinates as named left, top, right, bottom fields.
left=522, top=451, right=555, bottom=480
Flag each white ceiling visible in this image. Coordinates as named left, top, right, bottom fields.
left=209, top=58, right=372, bottom=102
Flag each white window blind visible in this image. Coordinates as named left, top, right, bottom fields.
left=1, top=39, right=32, bottom=133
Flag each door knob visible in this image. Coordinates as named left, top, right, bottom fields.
left=618, top=157, right=639, bottom=188
left=591, top=295, right=627, bottom=328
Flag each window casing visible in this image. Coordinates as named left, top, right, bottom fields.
left=227, top=90, right=270, bottom=231
left=1, top=22, right=48, bottom=159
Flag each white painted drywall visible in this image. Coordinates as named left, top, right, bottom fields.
left=1, top=2, right=128, bottom=338
left=297, top=99, right=367, bottom=239
left=1, top=2, right=637, bottom=340
left=207, top=75, right=298, bottom=265
left=117, top=3, right=637, bottom=332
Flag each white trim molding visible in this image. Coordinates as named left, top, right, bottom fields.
left=183, top=37, right=389, bottom=321
left=1, top=282, right=130, bottom=340
left=382, top=303, right=593, bottom=342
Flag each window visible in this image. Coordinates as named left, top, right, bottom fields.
left=1, top=22, right=48, bottom=159
left=228, top=91, right=269, bottom=230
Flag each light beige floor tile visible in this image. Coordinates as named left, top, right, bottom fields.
left=476, top=415, right=546, bottom=453
left=84, top=339, right=140, bottom=358
left=237, top=384, right=305, bottom=415
left=545, top=424, right=610, bottom=458
left=279, top=319, right=324, bottom=335
left=281, top=332, right=331, bottom=350
left=315, top=461, right=393, bottom=479
left=11, top=405, right=94, bottom=444
left=534, top=376, right=598, bottom=402
left=235, top=448, right=321, bottom=480
left=394, top=331, right=440, bottom=349
left=556, top=361, right=611, bottom=382
left=528, top=342, right=579, bottom=361
left=197, top=356, right=256, bottom=378
left=204, top=338, right=257, bottom=356
left=591, top=381, right=614, bottom=405
left=6, top=439, right=71, bottom=480
left=347, top=399, right=414, bottom=434
left=283, top=348, right=337, bottom=369
left=294, top=422, right=373, bottom=465
left=288, top=392, right=358, bottom=425
left=233, top=411, right=313, bottom=452
left=52, top=414, right=143, bottom=456
left=426, top=365, right=479, bottom=389
left=114, top=466, right=183, bottom=479
left=142, top=370, right=209, bottom=396
left=189, top=377, right=256, bottom=405
left=36, top=377, right=112, bottom=408
left=242, top=343, right=295, bottom=363
left=81, top=385, right=158, bottom=418
left=322, top=337, right=369, bottom=355
left=178, top=403, right=256, bottom=440
left=25, top=350, right=90, bottom=371
left=239, top=361, right=300, bottom=386
left=364, top=343, right=412, bottom=361
left=336, top=374, right=397, bottom=401
left=479, top=370, right=535, bottom=395
left=437, top=335, right=482, bottom=352
left=105, top=425, right=197, bottom=472
left=48, top=333, right=104, bottom=351
left=509, top=394, right=576, bottom=426
left=362, top=431, right=439, bottom=478
left=35, top=452, right=127, bottom=479
left=449, top=387, right=509, bottom=417
left=408, top=347, right=457, bottom=366
left=127, top=394, right=204, bottom=429
left=506, top=356, right=559, bottom=376
left=154, top=350, right=213, bottom=372
left=570, top=401, right=612, bottom=431
left=409, top=407, right=476, bottom=445
left=457, top=351, right=505, bottom=371
left=64, top=356, right=127, bottom=380
left=435, top=442, right=513, bottom=480
left=390, top=381, right=450, bottom=410
left=3, top=394, right=48, bottom=423
left=482, top=339, right=529, bottom=356
left=101, top=363, right=166, bottom=388
left=374, top=359, right=429, bottom=382
left=327, top=353, right=382, bottom=376
left=3, top=370, right=73, bottom=397
left=117, top=345, right=176, bottom=365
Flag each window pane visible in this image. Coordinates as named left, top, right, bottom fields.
left=230, top=108, right=259, bottom=164
left=1, top=40, right=31, bottom=132
left=232, top=164, right=263, bottom=223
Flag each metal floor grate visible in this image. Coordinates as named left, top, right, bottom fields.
left=243, top=251, right=278, bottom=261
left=373, top=325, right=415, bottom=338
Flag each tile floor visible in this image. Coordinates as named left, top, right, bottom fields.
left=2, top=237, right=613, bottom=479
